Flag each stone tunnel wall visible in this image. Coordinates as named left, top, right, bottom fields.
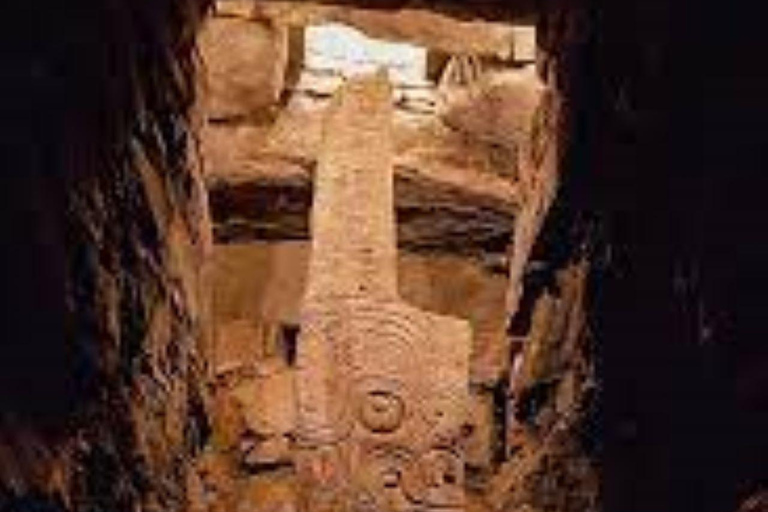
left=0, top=1, right=213, bottom=511
left=539, top=1, right=768, bottom=511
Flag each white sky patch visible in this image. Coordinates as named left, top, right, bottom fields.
left=305, top=23, right=427, bottom=85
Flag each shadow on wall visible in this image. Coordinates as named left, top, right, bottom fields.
left=543, top=1, right=768, bottom=511
left=1, top=1, right=212, bottom=511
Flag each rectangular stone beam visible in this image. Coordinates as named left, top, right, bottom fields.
left=252, top=0, right=538, bottom=24
left=249, top=1, right=528, bottom=57
left=206, top=166, right=517, bottom=254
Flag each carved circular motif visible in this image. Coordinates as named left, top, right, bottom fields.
left=352, top=376, right=412, bottom=436
left=359, top=390, right=405, bottom=433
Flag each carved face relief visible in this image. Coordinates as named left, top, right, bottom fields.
left=402, top=449, right=464, bottom=509
left=359, top=390, right=405, bottom=433
left=296, top=445, right=351, bottom=512
left=354, top=447, right=415, bottom=512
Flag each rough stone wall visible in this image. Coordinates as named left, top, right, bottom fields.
left=0, top=1, right=213, bottom=511
left=486, top=261, right=598, bottom=512
left=199, top=5, right=289, bottom=122
left=537, top=1, right=768, bottom=511
left=473, top=6, right=600, bottom=512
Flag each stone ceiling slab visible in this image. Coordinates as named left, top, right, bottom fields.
left=252, top=0, right=538, bottom=24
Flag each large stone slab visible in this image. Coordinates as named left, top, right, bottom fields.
left=255, top=1, right=517, bottom=58
left=199, top=13, right=288, bottom=120
left=295, top=74, right=471, bottom=512
left=249, top=0, right=537, bottom=26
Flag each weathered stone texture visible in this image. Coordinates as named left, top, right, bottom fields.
left=199, top=12, right=289, bottom=120
left=305, top=74, right=398, bottom=302
left=249, top=0, right=537, bottom=24
left=0, top=0, right=214, bottom=508
left=1, top=81, right=212, bottom=512
left=464, top=392, right=495, bottom=471
left=295, top=75, right=471, bottom=512
left=200, top=6, right=541, bottom=255
left=211, top=242, right=508, bottom=382
left=254, top=2, right=517, bottom=58
left=488, top=262, right=597, bottom=512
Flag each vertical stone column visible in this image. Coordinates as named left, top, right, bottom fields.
left=296, top=74, right=472, bottom=512
left=304, top=72, right=398, bottom=303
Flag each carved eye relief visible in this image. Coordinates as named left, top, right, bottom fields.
left=358, top=390, right=405, bottom=433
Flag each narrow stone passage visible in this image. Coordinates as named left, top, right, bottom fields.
left=4, top=3, right=764, bottom=512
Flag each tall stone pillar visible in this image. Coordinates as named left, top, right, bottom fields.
left=296, top=73, right=472, bottom=512
left=304, top=72, right=398, bottom=303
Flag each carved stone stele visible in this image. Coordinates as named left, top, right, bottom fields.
left=296, top=74, right=471, bottom=512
